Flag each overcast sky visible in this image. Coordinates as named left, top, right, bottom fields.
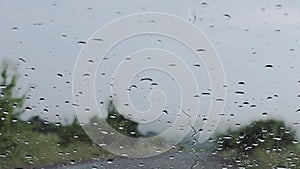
left=1, top=0, right=300, bottom=139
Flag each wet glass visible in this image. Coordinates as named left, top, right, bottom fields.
left=0, top=1, right=299, bottom=168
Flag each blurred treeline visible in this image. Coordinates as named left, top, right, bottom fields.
left=0, top=60, right=143, bottom=167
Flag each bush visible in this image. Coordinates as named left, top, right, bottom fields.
left=0, top=61, right=26, bottom=152
left=216, top=119, right=296, bottom=155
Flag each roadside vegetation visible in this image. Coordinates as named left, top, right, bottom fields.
left=215, top=119, right=300, bottom=168
left=0, top=60, right=143, bottom=168
left=1, top=60, right=300, bottom=168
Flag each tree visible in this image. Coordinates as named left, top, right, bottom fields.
left=216, top=119, right=296, bottom=155
left=0, top=60, right=26, bottom=152
left=57, top=118, right=93, bottom=147
left=106, top=100, right=142, bottom=138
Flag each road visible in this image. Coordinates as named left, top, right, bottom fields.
left=49, top=152, right=238, bottom=169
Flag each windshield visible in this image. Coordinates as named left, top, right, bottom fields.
left=1, top=1, right=300, bottom=169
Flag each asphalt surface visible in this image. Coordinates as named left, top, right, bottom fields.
left=49, top=152, right=238, bottom=169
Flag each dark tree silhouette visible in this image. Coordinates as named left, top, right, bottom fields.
left=216, top=119, right=296, bottom=155
left=106, top=100, right=142, bottom=138
left=0, top=61, right=26, bottom=151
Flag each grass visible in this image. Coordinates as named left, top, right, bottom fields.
left=217, top=143, right=300, bottom=168
left=0, top=124, right=113, bottom=169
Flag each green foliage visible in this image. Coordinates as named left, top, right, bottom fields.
left=57, top=118, right=93, bottom=147
left=0, top=60, right=110, bottom=168
left=0, top=61, right=26, bottom=152
left=216, top=119, right=296, bottom=155
left=28, top=115, right=93, bottom=147
left=106, top=100, right=142, bottom=138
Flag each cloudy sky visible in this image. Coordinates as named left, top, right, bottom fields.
left=1, top=0, right=300, bottom=139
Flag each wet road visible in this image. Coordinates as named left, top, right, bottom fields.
left=50, top=152, right=237, bottom=169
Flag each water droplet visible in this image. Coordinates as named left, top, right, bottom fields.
left=92, top=38, right=103, bottom=42
left=275, top=4, right=282, bottom=9
left=57, top=73, right=63, bottom=77
left=235, top=91, right=245, bottom=95
left=275, top=29, right=281, bottom=33
left=193, top=64, right=201, bottom=67
left=196, top=48, right=206, bottom=52
left=201, top=2, right=207, bottom=7
left=25, top=107, right=32, bottom=111
left=18, top=58, right=26, bottom=63
left=33, top=23, right=43, bottom=26
left=201, top=92, right=210, bottom=96
left=265, top=64, right=273, bottom=68
left=223, top=14, right=231, bottom=20
left=77, top=41, right=86, bottom=44
left=238, top=81, right=245, bottom=85
left=140, top=77, right=153, bottom=82
left=107, top=159, right=113, bottom=164
left=169, top=155, right=175, bottom=159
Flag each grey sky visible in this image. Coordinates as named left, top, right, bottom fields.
left=1, top=0, right=300, bottom=139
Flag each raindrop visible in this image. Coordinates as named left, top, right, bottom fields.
left=188, top=10, right=197, bottom=24
left=193, top=64, right=201, bottom=67
left=139, top=162, right=144, bottom=167
left=33, top=23, right=43, bottom=26
left=140, top=77, right=153, bottom=82
left=83, top=73, right=90, bottom=77
left=201, top=92, right=210, bottom=96
left=235, top=91, right=245, bottom=95
left=25, top=155, right=32, bottom=159
left=92, top=38, right=103, bottom=42
left=262, top=112, right=268, bottom=116
left=25, top=107, right=32, bottom=111
left=196, top=48, right=206, bottom=52
left=18, top=58, right=26, bottom=63
left=77, top=41, right=86, bottom=44
left=275, top=4, right=282, bottom=9
left=57, top=73, right=63, bottom=78
left=107, top=159, right=113, bottom=164
left=265, top=64, right=273, bottom=68
left=273, top=136, right=282, bottom=141
left=201, top=2, right=207, bottom=7
left=223, top=14, right=231, bottom=20
left=193, top=94, right=200, bottom=98
left=238, top=81, right=245, bottom=85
